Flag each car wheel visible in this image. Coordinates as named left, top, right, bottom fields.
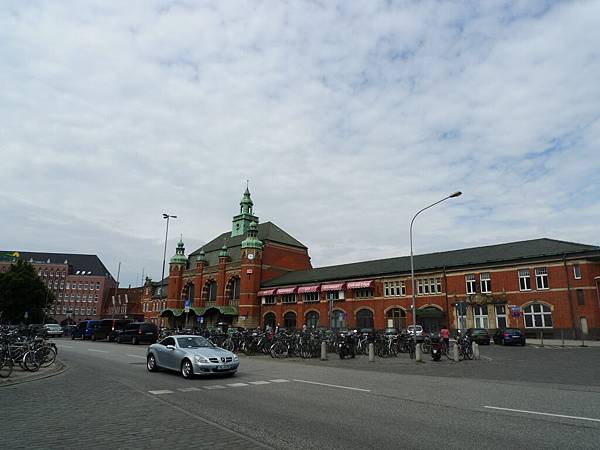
left=181, top=359, right=193, bottom=379
left=147, top=354, right=159, bottom=372
left=71, top=334, right=75, bottom=340
left=91, top=334, right=96, bottom=341
left=502, top=338, right=506, bottom=346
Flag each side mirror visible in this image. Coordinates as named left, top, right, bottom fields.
left=166, top=345, right=175, bottom=350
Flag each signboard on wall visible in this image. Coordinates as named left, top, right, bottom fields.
left=511, top=306, right=521, bottom=318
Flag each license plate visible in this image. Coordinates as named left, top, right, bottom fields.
left=218, top=364, right=230, bottom=369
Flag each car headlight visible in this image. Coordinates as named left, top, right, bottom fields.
left=194, top=355, right=209, bottom=363
left=233, top=355, right=239, bottom=362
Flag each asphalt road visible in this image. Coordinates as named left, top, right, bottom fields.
left=2, top=339, right=599, bottom=449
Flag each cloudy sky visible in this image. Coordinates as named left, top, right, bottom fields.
left=1, top=0, right=599, bottom=286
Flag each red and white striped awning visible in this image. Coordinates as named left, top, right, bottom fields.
left=257, top=289, right=276, bottom=296
left=346, top=280, right=374, bottom=289
left=276, top=287, right=297, bottom=295
left=321, top=283, right=345, bottom=292
left=297, top=285, right=320, bottom=293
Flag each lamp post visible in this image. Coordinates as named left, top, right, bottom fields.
left=161, top=213, right=177, bottom=325
left=410, top=191, right=462, bottom=353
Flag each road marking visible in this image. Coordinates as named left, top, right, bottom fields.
left=248, top=381, right=270, bottom=385
left=293, top=379, right=371, bottom=393
left=227, top=383, right=249, bottom=387
left=58, top=345, right=73, bottom=348
left=177, top=387, right=201, bottom=392
left=148, top=390, right=174, bottom=395
left=127, top=354, right=146, bottom=359
left=480, top=355, right=493, bottom=361
left=88, top=349, right=109, bottom=353
left=204, top=385, right=226, bottom=390
left=484, top=406, right=600, bottom=423
left=269, top=379, right=290, bottom=383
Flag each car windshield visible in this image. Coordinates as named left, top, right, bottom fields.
left=176, top=336, right=214, bottom=348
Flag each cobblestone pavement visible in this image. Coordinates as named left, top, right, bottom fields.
left=0, top=359, right=66, bottom=387
left=0, top=359, right=270, bottom=450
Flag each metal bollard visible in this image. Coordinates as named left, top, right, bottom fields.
left=320, top=341, right=327, bottom=361
left=452, top=343, right=459, bottom=362
left=472, top=341, right=480, bottom=360
left=415, top=343, right=422, bottom=362
left=539, top=331, right=544, bottom=347
left=368, top=343, right=375, bottom=362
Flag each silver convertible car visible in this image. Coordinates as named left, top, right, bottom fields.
left=146, top=335, right=239, bottom=379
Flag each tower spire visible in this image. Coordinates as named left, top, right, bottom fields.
left=232, top=183, right=259, bottom=237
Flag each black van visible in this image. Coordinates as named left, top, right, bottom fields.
left=71, top=320, right=102, bottom=340
left=116, top=322, right=158, bottom=344
left=91, top=319, right=132, bottom=341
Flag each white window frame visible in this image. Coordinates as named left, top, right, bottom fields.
left=282, top=294, right=296, bottom=304
left=465, top=274, right=476, bottom=295
left=326, top=290, right=344, bottom=301
left=473, top=304, right=489, bottom=328
left=573, top=264, right=582, bottom=280
left=354, top=288, right=373, bottom=299
left=480, top=272, right=491, bottom=294
left=303, top=292, right=320, bottom=303
left=518, top=269, right=531, bottom=291
left=524, top=303, right=553, bottom=328
left=535, top=267, right=549, bottom=290
left=261, top=296, right=276, bottom=305
left=495, top=305, right=507, bottom=329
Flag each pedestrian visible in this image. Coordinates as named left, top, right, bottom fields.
left=440, top=325, right=450, bottom=350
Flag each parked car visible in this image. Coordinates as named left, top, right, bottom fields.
left=44, top=323, right=64, bottom=337
left=493, top=328, right=526, bottom=346
left=146, top=335, right=239, bottom=379
left=384, top=327, right=399, bottom=337
left=91, top=319, right=132, bottom=341
left=406, top=325, right=424, bottom=336
left=71, top=320, right=102, bottom=340
left=466, top=328, right=491, bottom=345
left=116, top=322, right=159, bottom=344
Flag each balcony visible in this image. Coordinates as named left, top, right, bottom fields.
left=228, top=298, right=240, bottom=307
left=206, top=300, right=216, bottom=307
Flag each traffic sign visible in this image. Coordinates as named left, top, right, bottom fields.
left=184, top=299, right=192, bottom=313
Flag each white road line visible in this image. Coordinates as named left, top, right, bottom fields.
left=58, top=345, right=73, bottom=349
left=248, top=381, right=270, bottom=385
left=177, top=387, right=201, bottom=392
left=148, top=390, right=174, bottom=395
left=127, top=354, right=146, bottom=359
left=88, top=349, right=109, bottom=353
left=293, top=379, right=371, bottom=393
left=269, top=379, right=290, bottom=383
left=227, top=383, right=249, bottom=387
left=204, top=385, right=226, bottom=390
left=484, top=406, right=600, bottom=423
left=480, top=355, right=493, bottom=361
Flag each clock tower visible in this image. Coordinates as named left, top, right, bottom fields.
left=231, top=186, right=259, bottom=237
left=239, top=221, right=263, bottom=328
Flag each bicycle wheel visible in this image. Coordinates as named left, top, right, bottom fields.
left=36, top=346, right=57, bottom=368
left=222, top=339, right=235, bottom=352
left=0, top=356, right=14, bottom=378
left=23, top=351, right=40, bottom=372
left=421, top=338, right=431, bottom=354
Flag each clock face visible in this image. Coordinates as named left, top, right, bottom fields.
left=247, top=253, right=254, bottom=260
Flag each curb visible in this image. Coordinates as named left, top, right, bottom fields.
left=0, top=359, right=68, bottom=387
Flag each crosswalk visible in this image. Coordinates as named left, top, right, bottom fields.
left=149, top=378, right=293, bottom=395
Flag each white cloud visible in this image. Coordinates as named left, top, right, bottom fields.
left=1, top=0, right=599, bottom=285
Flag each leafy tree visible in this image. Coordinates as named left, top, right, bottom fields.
left=0, top=260, right=55, bottom=324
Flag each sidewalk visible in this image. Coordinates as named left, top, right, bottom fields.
left=526, top=338, right=600, bottom=347
left=0, top=359, right=67, bottom=387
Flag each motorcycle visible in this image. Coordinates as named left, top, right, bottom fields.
left=430, top=333, right=442, bottom=361
left=338, top=332, right=356, bottom=359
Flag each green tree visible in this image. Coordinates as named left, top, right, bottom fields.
left=0, top=260, right=55, bottom=324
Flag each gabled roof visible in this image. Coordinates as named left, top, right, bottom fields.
left=262, top=238, right=600, bottom=287
left=0, top=251, right=114, bottom=280
left=188, top=221, right=306, bottom=266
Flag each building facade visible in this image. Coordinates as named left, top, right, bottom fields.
left=150, top=190, right=600, bottom=339
left=0, top=251, right=117, bottom=325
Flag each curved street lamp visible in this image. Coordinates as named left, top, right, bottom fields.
left=410, top=191, right=462, bottom=357
left=160, top=213, right=177, bottom=324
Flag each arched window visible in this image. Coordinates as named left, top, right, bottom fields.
left=356, top=309, right=374, bottom=330
left=227, top=277, right=240, bottom=305
left=183, top=283, right=195, bottom=305
left=306, top=311, right=319, bottom=329
left=524, top=303, right=553, bottom=328
left=386, top=308, right=406, bottom=330
left=264, top=312, right=276, bottom=329
left=283, top=311, right=297, bottom=330
left=203, top=280, right=217, bottom=304
left=331, top=310, right=346, bottom=329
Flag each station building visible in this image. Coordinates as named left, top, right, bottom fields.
left=148, top=189, right=600, bottom=339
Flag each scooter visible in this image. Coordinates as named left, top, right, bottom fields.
left=338, top=332, right=356, bottom=359
left=430, top=333, right=442, bottom=361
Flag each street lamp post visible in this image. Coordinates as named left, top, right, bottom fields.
left=410, top=191, right=462, bottom=355
left=161, top=213, right=177, bottom=326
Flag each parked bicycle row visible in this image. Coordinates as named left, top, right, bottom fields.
left=0, top=326, right=58, bottom=378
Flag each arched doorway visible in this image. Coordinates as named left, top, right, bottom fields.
left=264, top=312, right=276, bottom=330
left=386, top=308, right=407, bottom=330
left=417, top=306, right=444, bottom=333
left=331, top=309, right=346, bottom=329
left=356, top=309, right=374, bottom=330
left=305, top=311, right=319, bottom=329
left=283, top=311, right=297, bottom=330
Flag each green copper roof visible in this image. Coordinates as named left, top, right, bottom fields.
left=241, top=221, right=263, bottom=249
left=170, top=239, right=187, bottom=264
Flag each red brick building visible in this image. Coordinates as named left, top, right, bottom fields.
left=149, top=189, right=600, bottom=339
left=0, top=251, right=117, bottom=325
left=103, top=285, right=145, bottom=322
